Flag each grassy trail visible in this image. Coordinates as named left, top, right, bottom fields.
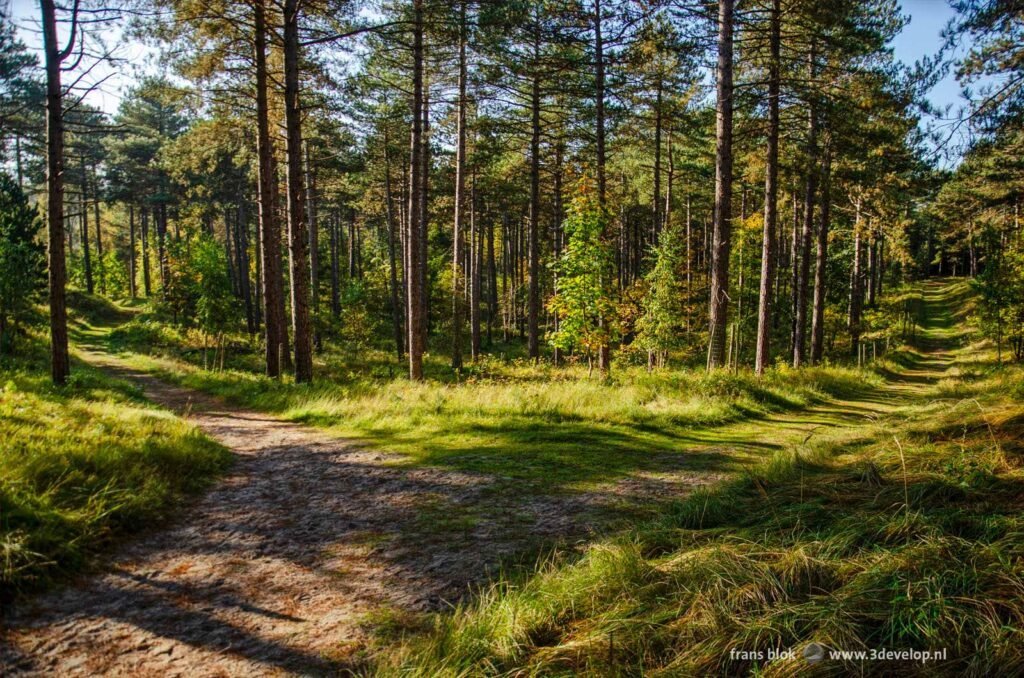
left=370, top=278, right=1024, bottom=676
left=5, top=280, right=1009, bottom=677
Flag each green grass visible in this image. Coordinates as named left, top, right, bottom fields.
left=92, top=325, right=880, bottom=493
left=0, top=327, right=231, bottom=596
left=354, top=280, right=1024, bottom=676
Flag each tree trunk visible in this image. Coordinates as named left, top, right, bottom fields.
left=653, top=77, right=663, bottom=246
left=305, top=143, right=321, bottom=350
left=487, top=202, right=496, bottom=347
left=41, top=0, right=70, bottom=384
left=552, top=140, right=566, bottom=365
left=789, top=191, right=800, bottom=352
left=283, top=0, right=313, bottom=383
left=810, top=138, right=831, bottom=364
left=792, top=48, right=817, bottom=369
left=452, top=0, right=469, bottom=369
left=254, top=202, right=262, bottom=328
left=92, top=165, right=105, bottom=295
left=406, top=0, right=426, bottom=380
left=420, top=72, right=431, bottom=348
left=128, top=204, right=137, bottom=298
left=527, top=65, right=541, bottom=360
left=156, top=203, right=168, bottom=294
left=141, top=207, right=152, bottom=296
left=849, top=199, right=863, bottom=357
left=707, top=0, right=734, bottom=370
left=384, top=139, right=403, bottom=360
left=867, top=235, right=877, bottom=307
left=237, top=201, right=255, bottom=334
left=225, top=209, right=237, bottom=295
left=254, top=0, right=285, bottom=378
left=754, top=0, right=780, bottom=376
left=79, top=156, right=94, bottom=294
left=594, top=0, right=610, bottom=372
left=470, top=165, right=482, bottom=359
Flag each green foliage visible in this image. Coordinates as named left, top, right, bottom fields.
left=100, top=249, right=131, bottom=300
left=192, top=236, right=241, bottom=340
left=635, top=219, right=687, bottom=359
left=549, top=179, right=618, bottom=361
left=0, top=173, right=45, bottom=355
left=972, top=248, right=1024, bottom=361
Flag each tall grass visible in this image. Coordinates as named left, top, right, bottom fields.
left=109, top=342, right=879, bottom=491
left=363, top=366, right=1024, bottom=676
left=0, top=339, right=230, bottom=596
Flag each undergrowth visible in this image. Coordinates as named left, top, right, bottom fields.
left=0, top=319, right=230, bottom=596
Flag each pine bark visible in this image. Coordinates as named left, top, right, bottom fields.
left=452, top=0, right=468, bottom=369
left=305, top=144, right=320, bottom=350
left=141, top=207, right=152, bottom=296
left=594, top=0, right=610, bottom=371
left=707, top=0, right=734, bottom=370
left=384, top=139, right=403, bottom=360
left=754, top=0, right=780, bottom=375
left=527, top=67, right=541, bottom=360
left=849, top=200, right=863, bottom=356
left=41, top=0, right=70, bottom=384
left=810, top=139, right=831, bottom=364
left=406, top=0, right=426, bottom=380
left=792, top=49, right=817, bottom=369
left=283, top=0, right=313, bottom=383
left=128, top=204, right=137, bottom=298
left=79, top=157, right=94, bottom=294
left=254, top=0, right=285, bottom=377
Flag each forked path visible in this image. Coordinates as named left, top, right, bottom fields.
left=0, top=283, right=956, bottom=676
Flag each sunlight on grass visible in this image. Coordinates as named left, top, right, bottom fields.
left=363, top=362, right=1024, bottom=677
left=0, top=340, right=230, bottom=595
left=105, top=341, right=880, bottom=492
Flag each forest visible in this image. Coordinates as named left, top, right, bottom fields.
left=1, top=0, right=1023, bottom=675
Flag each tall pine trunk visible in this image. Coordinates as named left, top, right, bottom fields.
left=237, top=201, right=255, bottom=335
left=406, top=0, right=426, bottom=380
left=305, top=144, right=320, bottom=350
left=92, top=164, right=105, bottom=295
left=384, top=138, right=403, bottom=360
left=594, top=0, right=611, bottom=371
left=283, top=0, right=313, bottom=383
left=754, top=0, right=780, bottom=375
left=707, top=0, right=734, bottom=370
left=141, top=207, right=152, bottom=296
left=254, top=0, right=285, bottom=377
left=527, top=64, right=541, bottom=360
left=79, top=157, right=93, bottom=294
left=653, top=77, right=663, bottom=245
left=128, top=204, right=137, bottom=298
left=849, top=199, right=863, bottom=357
left=792, top=48, right=817, bottom=369
left=452, top=0, right=468, bottom=369
left=470, top=167, right=482, bottom=359
left=41, top=0, right=70, bottom=384
left=810, top=137, right=831, bottom=364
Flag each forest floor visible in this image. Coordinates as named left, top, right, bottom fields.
left=0, top=281, right=989, bottom=676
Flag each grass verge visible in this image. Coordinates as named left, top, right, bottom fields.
left=0, top=334, right=230, bottom=597
left=95, top=330, right=880, bottom=492
left=360, top=363, right=1024, bottom=676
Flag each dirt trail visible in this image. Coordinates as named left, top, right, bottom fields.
left=1, top=351, right=717, bottom=676
left=0, top=284, right=956, bottom=676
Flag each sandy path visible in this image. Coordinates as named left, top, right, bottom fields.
left=1, top=352, right=723, bottom=677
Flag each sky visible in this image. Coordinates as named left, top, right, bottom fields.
left=6, top=0, right=969, bottom=129
left=893, top=0, right=961, bottom=108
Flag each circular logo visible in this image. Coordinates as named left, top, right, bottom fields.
left=803, top=642, right=826, bottom=664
